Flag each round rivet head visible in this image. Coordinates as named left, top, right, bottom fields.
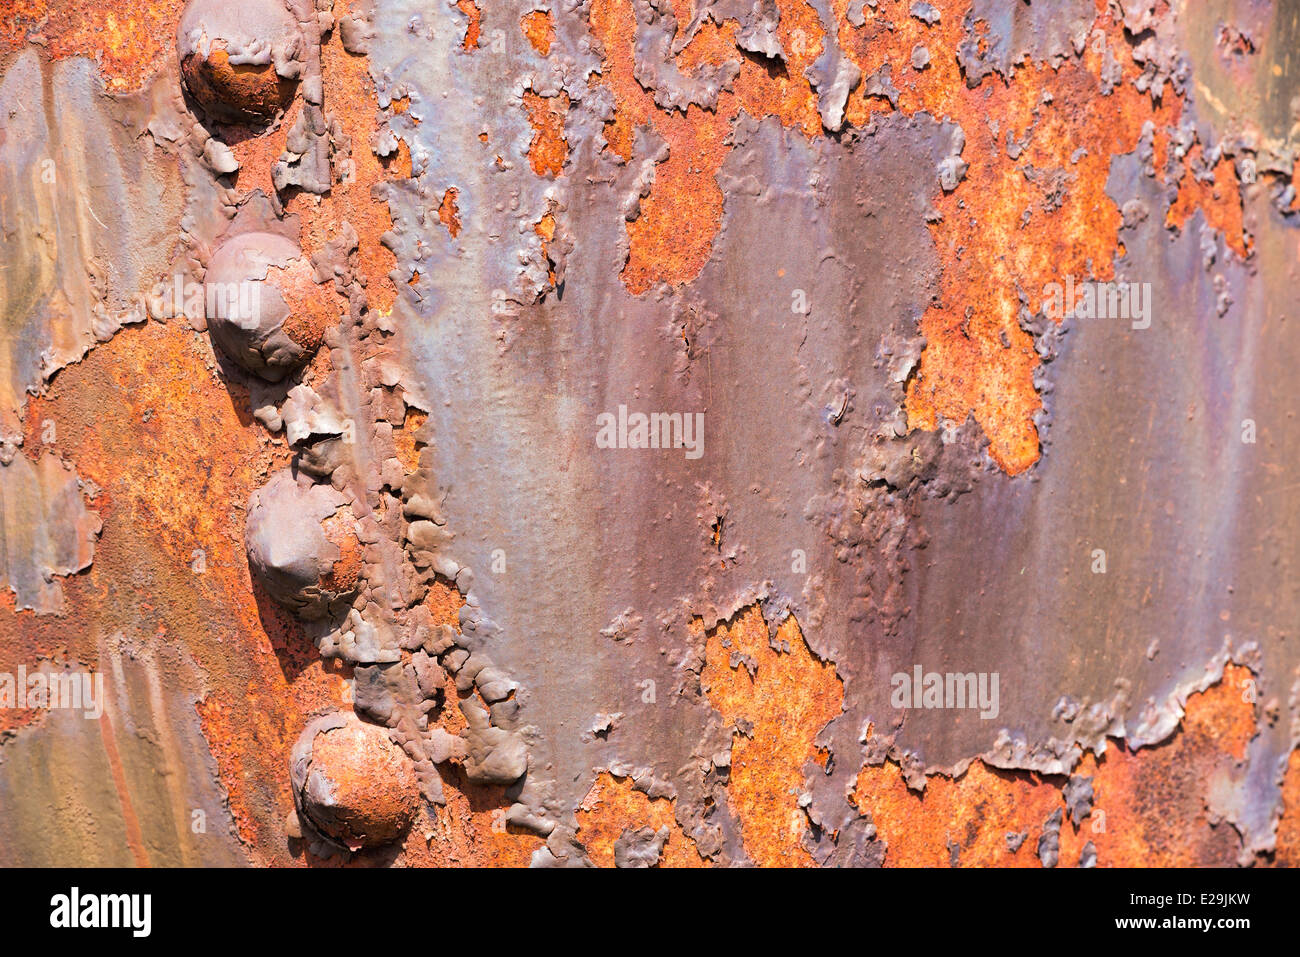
left=290, top=713, right=419, bottom=851
left=204, top=232, right=335, bottom=381
left=245, top=472, right=361, bottom=619
left=177, top=0, right=304, bottom=123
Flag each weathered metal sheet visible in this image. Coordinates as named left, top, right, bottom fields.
left=1, top=0, right=1298, bottom=868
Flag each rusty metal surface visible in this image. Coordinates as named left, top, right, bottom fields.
left=1, top=0, right=1298, bottom=868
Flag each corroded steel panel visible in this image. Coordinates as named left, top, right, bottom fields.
left=0, top=0, right=1297, bottom=869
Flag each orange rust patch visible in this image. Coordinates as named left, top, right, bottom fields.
left=522, top=90, right=570, bottom=177
left=438, top=187, right=462, bottom=238
left=854, top=664, right=1257, bottom=867
left=589, top=0, right=1246, bottom=470
left=619, top=99, right=734, bottom=294
left=0, top=0, right=185, bottom=92
left=319, top=506, right=363, bottom=592
left=224, top=95, right=298, bottom=198
left=424, top=577, right=466, bottom=629
left=313, top=22, right=406, bottom=313
left=1166, top=147, right=1251, bottom=258
left=520, top=9, right=554, bottom=56
left=392, top=408, right=427, bottom=473
left=408, top=797, right=544, bottom=866
left=698, top=606, right=842, bottom=866
left=852, top=5, right=1192, bottom=474
left=534, top=206, right=559, bottom=287
left=836, top=0, right=1243, bottom=474
left=1276, top=746, right=1300, bottom=866
left=457, top=0, right=481, bottom=52
left=397, top=773, right=544, bottom=867
left=854, top=758, right=1068, bottom=867
left=588, top=2, right=741, bottom=293
left=1080, top=666, right=1255, bottom=867
left=731, top=0, right=824, bottom=136
left=575, top=771, right=708, bottom=867
left=583, top=0, right=850, bottom=293
left=534, top=211, right=555, bottom=242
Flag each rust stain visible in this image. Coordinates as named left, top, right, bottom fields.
left=854, top=664, right=1258, bottom=867
left=424, top=577, right=465, bottom=630
left=309, top=17, right=407, bottom=314
left=98, top=709, right=151, bottom=868
left=397, top=775, right=544, bottom=867
left=699, top=606, right=843, bottom=867
left=842, top=3, right=1195, bottom=474
left=591, top=0, right=1247, bottom=471
left=0, top=0, right=185, bottom=92
left=575, top=771, right=708, bottom=867
left=392, top=408, right=427, bottom=473
left=521, top=10, right=554, bottom=57
left=438, top=186, right=461, bottom=239
left=319, top=506, right=363, bottom=593
left=854, top=755, right=1067, bottom=867
left=588, top=0, right=733, bottom=292
left=1166, top=146, right=1251, bottom=258
left=456, top=0, right=481, bottom=53
left=732, top=0, right=825, bottom=136
left=1276, top=747, right=1300, bottom=867
left=522, top=89, right=570, bottom=178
